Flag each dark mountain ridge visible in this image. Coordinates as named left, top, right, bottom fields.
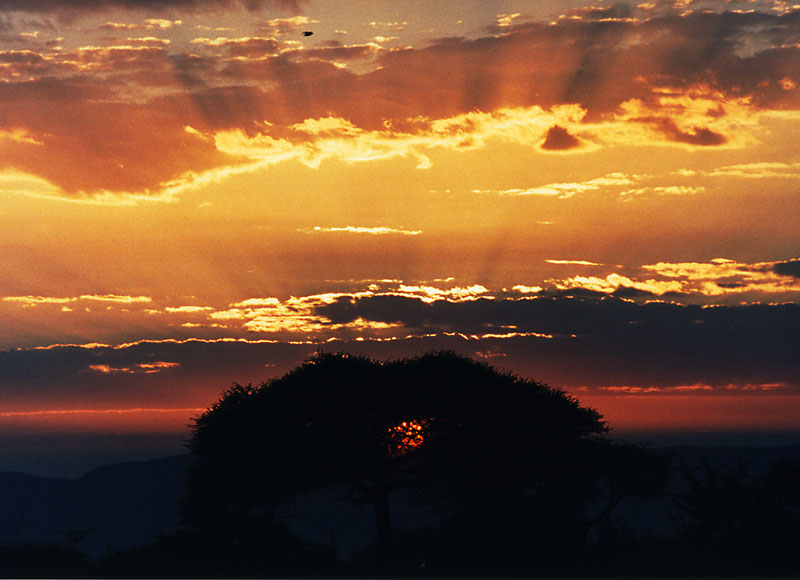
left=0, top=454, right=191, bottom=557
left=2, top=444, right=799, bottom=560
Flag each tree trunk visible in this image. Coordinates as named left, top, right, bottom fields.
left=370, top=485, right=392, bottom=563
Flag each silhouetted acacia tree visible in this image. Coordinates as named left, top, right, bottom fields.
left=182, top=351, right=662, bottom=571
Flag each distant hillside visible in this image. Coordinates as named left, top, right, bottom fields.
left=2, top=445, right=799, bottom=560
left=608, top=444, right=800, bottom=536
left=0, top=455, right=191, bottom=558
left=657, top=444, right=800, bottom=475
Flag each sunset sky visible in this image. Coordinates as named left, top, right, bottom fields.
left=2, top=0, right=800, bottom=475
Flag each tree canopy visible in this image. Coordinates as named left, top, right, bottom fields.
left=182, top=351, right=662, bottom=572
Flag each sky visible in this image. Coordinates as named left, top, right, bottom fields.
left=2, top=0, right=800, bottom=475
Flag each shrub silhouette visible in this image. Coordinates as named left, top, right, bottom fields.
left=0, top=541, right=93, bottom=578
left=182, top=351, right=663, bottom=574
left=98, top=526, right=335, bottom=578
left=670, top=457, right=800, bottom=575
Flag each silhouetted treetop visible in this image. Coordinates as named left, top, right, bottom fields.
left=183, top=351, right=641, bottom=564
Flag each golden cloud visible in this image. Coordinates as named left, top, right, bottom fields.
left=205, top=283, right=492, bottom=336
left=551, top=259, right=800, bottom=298
left=396, top=284, right=489, bottom=302
left=708, top=161, right=800, bottom=179
left=87, top=360, right=180, bottom=374
left=144, top=19, right=182, bottom=30
left=79, top=294, right=152, bottom=303
left=553, top=275, right=685, bottom=295
left=546, top=259, right=604, bottom=266
left=471, top=174, right=638, bottom=198
left=0, top=128, right=43, bottom=146
left=511, top=285, right=544, bottom=294
left=164, top=305, right=215, bottom=313
left=300, top=226, right=422, bottom=235
left=620, top=185, right=707, bottom=198
left=3, top=296, right=74, bottom=306
left=3, top=294, right=152, bottom=306
left=260, top=15, right=318, bottom=36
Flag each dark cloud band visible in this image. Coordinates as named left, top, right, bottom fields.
left=2, top=293, right=798, bottom=412
left=774, top=260, right=800, bottom=278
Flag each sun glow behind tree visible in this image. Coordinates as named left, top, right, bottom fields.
left=387, top=419, right=429, bottom=457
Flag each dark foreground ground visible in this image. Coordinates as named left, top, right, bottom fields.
left=1, top=441, right=799, bottom=578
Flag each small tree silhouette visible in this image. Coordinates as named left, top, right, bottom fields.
left=671, top=457, right=800, bottom=574
left=182, top=351, right=660, bottom=572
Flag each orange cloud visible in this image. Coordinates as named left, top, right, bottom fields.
left=4, top=6, right=800, bottom=199
left=0, top=96, right=236, bottom=195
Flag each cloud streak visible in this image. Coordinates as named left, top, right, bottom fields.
left=546, top=259, right=604, bottom=266
left=3, top=294, right=152, bottom=306
left=301, top=226, right=422, bottom=235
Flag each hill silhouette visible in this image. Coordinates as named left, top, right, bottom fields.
left=0, top=455, right=191, bottom=558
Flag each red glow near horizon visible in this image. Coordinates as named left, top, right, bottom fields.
left=0, top=407, right=206, bottom=417
left=1, top=407, right=207, bottom=434
left=4, top=393, right=800, bottom=438
left=577, top=393, right=800, bottom=433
